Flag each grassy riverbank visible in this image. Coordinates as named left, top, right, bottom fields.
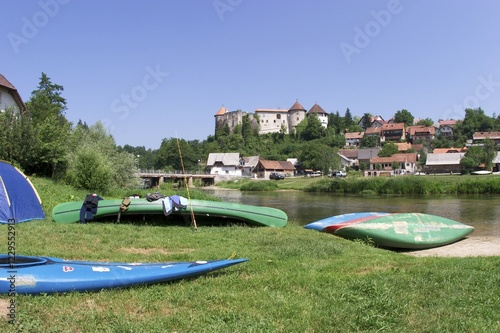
left=219, top=174, right=500, bottom=194
left=1, top=177, right=499, bottom=332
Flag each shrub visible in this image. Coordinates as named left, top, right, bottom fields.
left=66, top=148, right=113, bottom=194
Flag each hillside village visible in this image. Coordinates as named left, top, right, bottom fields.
left=211, top=101, right=500, bottom=178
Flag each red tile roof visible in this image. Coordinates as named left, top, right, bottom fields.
left=307, top=103, right=327, bottom=115
left=395, top=142, right=412, bottom=151
left=258, top=159, right=295, bottom=171
left=439, top=120, right=457, bottom=126
left=214, top=106, right=228, bottom=116
left=382, top=123, right=405, bottom=130
left=473, top=132, right=500, bottom=140
left=0, top=74, right=26, bottom=112
left=365, top=127, right=382, bottom=135
left=370, top=153, right=417, bottom=164
left=406, top=125, right=435, bottom=136
left=289, top=101, right=306, bottom=111
left=432, top=147, right=467, bottom=154
left=0, top=74, right=16, bottom=90
left=338, top=149, right=359, bottom=159
left=345, top=132, right=364, bottom=139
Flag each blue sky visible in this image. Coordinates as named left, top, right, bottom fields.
left=2, top=0, right=500, bottom=149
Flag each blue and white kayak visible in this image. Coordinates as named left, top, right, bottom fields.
left=304, top=212, right=390, bottom=231
left=0, top=254, right=248, bottom=295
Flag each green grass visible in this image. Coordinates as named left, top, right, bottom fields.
left=1, top=178, right=500, bottom=332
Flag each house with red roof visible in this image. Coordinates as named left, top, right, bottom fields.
left=472, top=132, right=500, bottom=146
left=344, top=131, right=364, bottom=147
left=381, top=123, right=406, bottom=143
left=365, top=153, right=418, bottom=177
left=406, top=125, right=435, bottom=143
left=436, top=120, right=457, bottom=138
left=253, top=159, right=296, bottom=179
left=0, top=74, right=26, bottom=113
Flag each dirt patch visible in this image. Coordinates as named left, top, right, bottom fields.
left=0, top=299, right=12, bottom=320
left=403, top=236, right=500, bottom=257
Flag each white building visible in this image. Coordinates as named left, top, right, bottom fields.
left=206, top=153, right=242, bottom=177
left=0, top=74, right=26, bottom=113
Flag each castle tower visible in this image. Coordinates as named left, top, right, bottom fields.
left=214, top=105, right=229, bottom=133
left=307, top=103, right=329, bottom=128
left=287, top=100, right=307, bottom=134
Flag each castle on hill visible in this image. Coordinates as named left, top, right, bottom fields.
left=214, top=101, right=329, bottom=135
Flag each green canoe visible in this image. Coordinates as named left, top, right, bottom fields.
left=51, top=196, right=288, bottom=228
left=332, top=213, right=474, bottom=249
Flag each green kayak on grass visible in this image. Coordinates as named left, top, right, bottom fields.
left=51, top=195, right=288, bottom=228
left=331, top=213, right=474, bottom=249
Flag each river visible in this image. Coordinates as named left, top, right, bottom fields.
left=204, top=189, right=500, bottom=238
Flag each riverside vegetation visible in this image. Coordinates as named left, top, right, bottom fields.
left=219, top=173, right=500, bottom=194
left=1, top=177, right=499, bottom=332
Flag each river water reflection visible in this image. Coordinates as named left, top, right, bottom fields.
left=204, top=189, right=500, bottom=238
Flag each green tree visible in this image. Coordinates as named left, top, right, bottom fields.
left=361, top=135, right=378, bottom=148
left=328, top=111, right=343, bottom=134
left=416, top=118, right=434, bottom=127
left=299, top=141, right=340, bottom=173
left=66, top=122, right=139, bottom=191
left=301, top=115, right=325, bottom=141
left=25, top=73, right=71, bottom=177
left=120, top=145, right=155, bottom=170
left=344, top=108, right=354, bottom=128
left=480, top=139, right=496, bottom=171
left=26, top=72, right=68, bottom=123
left=460, top=156, right=476, bottom=174
left=66, top=147, right=113, bottom=193
left=346, top=124, right=364, bottom=133
left=0, top=108, right=20, bottom=162
left=394, top=109, right=414, bottom=126
left=454, top=108, right=493, bottom=140
left=32, top=114, right=71, bottom=177
left=462, top=141, right=496, bottom=172
left=378, top=142, right=398, bottom=157
left=155, top=138, right=199, bottom=171
left=432, top=134, right=453, bottom=149
left=361, top=113, right=372, bottom=129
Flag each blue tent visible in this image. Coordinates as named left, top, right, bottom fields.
left=0, top=161, right=45, bottom=223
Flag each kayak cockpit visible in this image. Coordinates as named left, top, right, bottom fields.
left=0, top=255, right=48, bottom=268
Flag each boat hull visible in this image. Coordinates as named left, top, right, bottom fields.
left=0, top=255, right=248, bottom=295
left=332, top=213, right=475, bottom=249
left=52, top=197, right=288, bottom=228
left=304, top=212, right=390, bottom=231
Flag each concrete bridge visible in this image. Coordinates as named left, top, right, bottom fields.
left=137, top=170, right=216, bottom=188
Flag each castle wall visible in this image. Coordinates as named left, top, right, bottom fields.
left=215, top=106, right=325, bottom=136
left=255, top=110, right=291, bottom=135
